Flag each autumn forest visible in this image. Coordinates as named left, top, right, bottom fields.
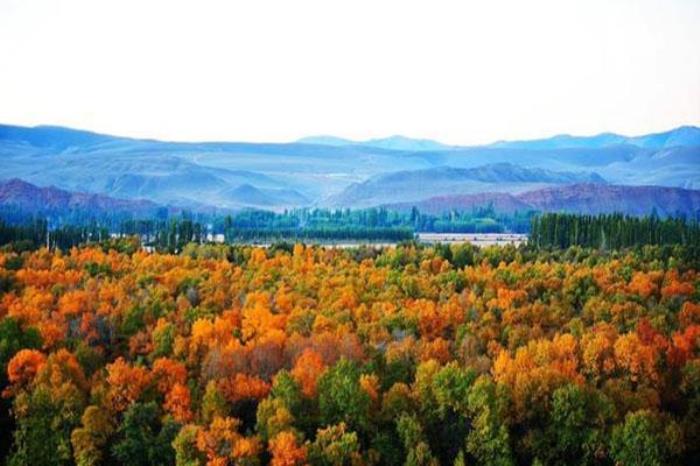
left=0, top=238, right=697, bottom=466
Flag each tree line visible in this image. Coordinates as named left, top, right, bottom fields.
left=5, top=211, right=700, bottom=255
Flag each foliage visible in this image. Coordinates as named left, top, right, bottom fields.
left=0, top=241, right=698, bottom=464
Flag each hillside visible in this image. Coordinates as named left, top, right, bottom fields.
left=386, top=183, right=700, bottom=218
left=0, top=178, right=161, bottom=218
left=518, top=183, right=700, bottom=217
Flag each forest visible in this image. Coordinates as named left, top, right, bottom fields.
left=0, top=226, right=699, bottom=465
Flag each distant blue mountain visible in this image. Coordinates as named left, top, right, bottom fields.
left=0, top=123, right=698, bottom=210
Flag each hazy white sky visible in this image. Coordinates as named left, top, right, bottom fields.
left=1, top=0, right=699, bottom=145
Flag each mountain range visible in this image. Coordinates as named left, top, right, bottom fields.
left=0, top=123, right=698, bottom=217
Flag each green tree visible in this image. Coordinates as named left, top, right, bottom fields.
left=200, top=380, right=227, bottom=425
left=610, top=410, right=683, bottom=466
left=0, top=318, right=42, bottom=459
left=271, top=370, right=302, bottom=413
left=70, top=405, right=115, bottom=466
left=256, top=397, right=295, bottom=442
left=8, top=386, right=83, bottom=466
left=308, top=422, right=361, bottom=466
left=317, top=358, right=371, bottom=433
left=465, top=377, right=515, bottom=466
left=111, top=401, right=179, bottom=466
left=530, top=384, right=612, bottom=465
left=172, top=424, right=206, bottom=466
left=396, top=414, right=439, bottom=466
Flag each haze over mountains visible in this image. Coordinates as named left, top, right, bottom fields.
left=0, top=123, right=698, bottom=218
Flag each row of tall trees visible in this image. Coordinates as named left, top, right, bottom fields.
left=531, top=213, right=700, bottom=249
left=0, top=219, right=110, bottom=251
left=228, top=206, right=534, bottom=234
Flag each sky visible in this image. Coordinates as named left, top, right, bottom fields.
left=0, top=0, right=699, bottom=145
